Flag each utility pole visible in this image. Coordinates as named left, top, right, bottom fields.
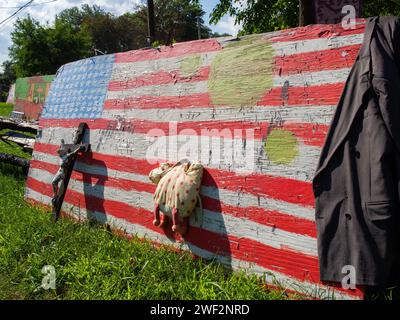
left=299, top=0, right=316, bottom=26
left=147, top=0, right=156, bottom=46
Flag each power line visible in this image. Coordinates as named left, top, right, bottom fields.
left=0, top=0, right=57, bottom=10
left=0, top=1, right=35, bottom=27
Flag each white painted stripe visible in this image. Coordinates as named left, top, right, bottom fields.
left=200, top=186, right=315, bottom=221
left=271, top=33, right=364, bottom=56
left=31, top=151, right=316, bottom=221
left=273, top=68, right=350, bottom=87
left=36, top=127, right=321, bottom=181
left=28, top=167, right=318, bottom=256
left=109, top=34, right=362, bottom=83
left=106, top=81, right=208, bottom=100
left=25, top=188, right=360, bottom=300
left=105, top=68, right=350, bottom=101
left=111, top=51, right=217, bottom=81
left=102, top=105, right=336, bottom=125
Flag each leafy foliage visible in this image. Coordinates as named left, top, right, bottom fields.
left=9, top=15, right=92, bottom=77
left=6, top=1, right=212, bottom=78
left=144, top=0, right=212, bottom=45
left=56, top=4, right=148, bottom=54
left=210, top=0, right=299, bottom=34
left=0, top=61, right=16, bottom=102
left=210, top=0, right=400, bottom=35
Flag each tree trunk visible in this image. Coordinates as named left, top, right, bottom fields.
left=0, top=118, right=38, bottom=135
left=147, top=0, right=156, bottom=44
left=299, top=0, right=316, bottom=26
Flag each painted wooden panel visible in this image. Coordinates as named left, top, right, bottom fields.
left=26, top=20, right=368, bottom=299
left=6, top=83, right=15, bottom=104
left=14, top=75, right=54, bottom=120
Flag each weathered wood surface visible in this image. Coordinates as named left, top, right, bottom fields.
left=0, top=117, right=38, bottom=135
left=26, top=21, right=368, bottom=299
left=0, top=132, right=35, bottom=149
left=2, top=136, right=34, bottom=149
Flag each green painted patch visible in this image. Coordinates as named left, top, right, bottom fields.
left=264, top=129, right=299, bottom=165
left=208, top=36, right=274, bottom=106
left=15, top=78, right=31, bottom=100
left=15, top=75, right=54, bottom=104
left=180, top=54, right=202, bottom=77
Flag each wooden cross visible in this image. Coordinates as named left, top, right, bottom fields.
left=52, top=122, right=90, bottom=221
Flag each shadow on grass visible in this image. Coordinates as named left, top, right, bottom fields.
left=0, top=162, right=25, bottom=180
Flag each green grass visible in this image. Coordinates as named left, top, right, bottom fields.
left=0, top=102, right=13, bottom=117
left=0, top=133, right=33, bottom=159
left=0, top=128, right=34, bottom=159
left=0, top=163, right=295, bottom=300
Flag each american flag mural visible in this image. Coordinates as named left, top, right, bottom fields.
left=26, top=21, right=367, bottom=299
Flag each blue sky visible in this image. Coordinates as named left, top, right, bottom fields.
left=0, top=0, right=241, bottom=71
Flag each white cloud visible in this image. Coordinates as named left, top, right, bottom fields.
left=212, top=15, right=242, bottom=36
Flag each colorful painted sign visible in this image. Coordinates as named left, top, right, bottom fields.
left=26, top=20, right=367, bottom=299
left=6, top=83, right=15, bottom=104
left=14, top=75, right=54, bottom=120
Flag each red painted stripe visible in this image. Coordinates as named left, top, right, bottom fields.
left=14, top=99, right=43, bottom=120
left=269, top=21, right=365, bottom=42
left=102, top=82, right=345, bottom=110
left=274, top=45, right=360, bottom=76
left=115, top=39, right=221, bottom=63
left=103, top=93, right=213, bottom=110
left=202, top=168, right=314, bottom=207
left=26, top=176, right=320, bottom=283
left=27, top=76, right=46, bottom=84
left=30, top=158, right=317, bottom=238
left=30, top=159, right=156, bottom=194
left=108, top=67, right=210, bottom=91
left=33, top=142, right=315, bottom=207
left=110, top=45, right=359, bottom=91
left=257, top=83, right=345, bottom=106
left=102, top=83, right=344, bottom=111
left=201, top=196, right=316, bottom=238
left=37, top=117, right=327, bottom=148
left=109, top=45, right=359, bottom=90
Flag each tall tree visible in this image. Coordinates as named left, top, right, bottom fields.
left=115, top=13, right=148, bottom=51
left=9, top=15, right=92, bottom=77
left=136, top=0, right=212, bottom=45
left=0, top=61, right=16, bottom=102
left=7, top=1, right=212, bottom=79
left=56, top=5, right=128, bottom=54
left=56, top=1, right=211, bottom=52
